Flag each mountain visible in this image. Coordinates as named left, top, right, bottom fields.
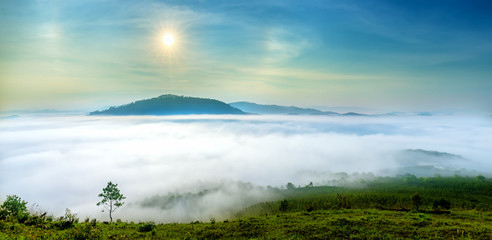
left=89, top=94, right=245, bottom=116
left=397, top=149, right=465, bottom=167
left=229, top=101, right=339, bottom=115
left=378, top=149, right=480, bottom=177
left=341, top=112, right=367, bottom=116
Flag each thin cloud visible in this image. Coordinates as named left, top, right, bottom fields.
left=263, top=27, right=312, bottom=64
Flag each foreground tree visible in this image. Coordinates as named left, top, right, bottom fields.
left=97, top=181, right=125, bottom=222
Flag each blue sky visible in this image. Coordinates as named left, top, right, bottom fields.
left=1, top=0, right=491, bottom=112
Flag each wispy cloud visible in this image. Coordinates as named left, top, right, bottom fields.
left=237, top=66, right=384, bottom=82
left=262, top=27, right=312, bottom=64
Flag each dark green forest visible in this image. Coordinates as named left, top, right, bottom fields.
left=2, top=175, right=492, bottom=239
left=89, top=94, right=245, bottom=115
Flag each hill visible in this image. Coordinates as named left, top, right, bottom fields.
left=380, top=149, right=479, bottom=177
left=89, top=95, right=245, bottom=116
left=229, top=101, right=339, bottom=115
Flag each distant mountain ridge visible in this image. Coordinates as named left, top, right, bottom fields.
left=229, top=101, right=339, bottom=115
left=89, top=94, right=245, bottom=116
left=89, top=94, right=371, bottom=116
left=377, top=149, right=479, bottom=177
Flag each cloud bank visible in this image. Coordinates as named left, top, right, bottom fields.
left=0, top=114, right=491, bottom=222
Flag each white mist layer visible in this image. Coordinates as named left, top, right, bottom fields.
left=0, top=114, right=491, bottom=222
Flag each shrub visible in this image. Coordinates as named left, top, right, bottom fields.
left=2, top=195, right=27, bottom=216
left=64, top=208, right=78, bottom=223
left=138, top=222, right=156, bottom=232
left=0, top=208, right=7, bottom=220
left=1, top=195, right=28, bottom=221
left=433, top=198, right=451, bottom=210
left=57, top=209, right=78, bottom=229
left=64, top=224, right=102, bottom=240
left=411, top=193, right=423, bottom=211
left=279, top=200, right=289, bottom=212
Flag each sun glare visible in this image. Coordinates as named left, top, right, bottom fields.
left=163, top=34, right=174, bottom=46
left=152, top=24, right=186, bottom=64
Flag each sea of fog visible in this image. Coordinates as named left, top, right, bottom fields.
left=0, top=114, right=491, bottom=222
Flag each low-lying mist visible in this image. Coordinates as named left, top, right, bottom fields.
left=0, top=114, right=491, bottom=222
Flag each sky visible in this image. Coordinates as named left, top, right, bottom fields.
left=1, top=0, right=491, bottom=112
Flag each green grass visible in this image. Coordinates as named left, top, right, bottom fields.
left=1, top=210, right=491, bottom=239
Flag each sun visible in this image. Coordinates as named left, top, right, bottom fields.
left=151, top=25, right=186, bottom=64
left=163, top=34, right=174, bottom=46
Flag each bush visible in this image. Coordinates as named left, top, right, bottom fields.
left=279, top=200, right=289, bottom=212
left=1, top=195, right=28, bottom=221
left=64, top=224, right=102, bottom=240
left=17, top=212, right=30, bottom=223
left=138, top=222, right=156, bottom=232
left=411, top=193, right=423, bottom=211
left=433, top=198, right=451, bottom=210
left=0, top=209, right=8, bottom=220
left=64, top=208, right=78, bottom=223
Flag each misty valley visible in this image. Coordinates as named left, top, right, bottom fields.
left=3, top=0, right=491, bottom=238
left=1, top=114, right=492, bottom=238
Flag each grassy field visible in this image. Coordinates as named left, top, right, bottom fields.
left=2, top=209, right=491, bottom=239
left=1, top=175, right=491, bottom=239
